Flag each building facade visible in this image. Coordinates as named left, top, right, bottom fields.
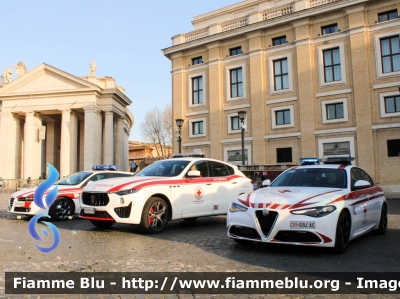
left=162, top=0, right=400, bottom=190
left=129, top=141, right=172, bottom=171
left=0, top=62, right=134, bottom=179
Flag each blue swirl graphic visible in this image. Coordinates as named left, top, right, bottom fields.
left=28, top=163, right=61, bottom=253
left=34, top=163, right=59, bottom=209
left=28, top=213, right=60, bottom=254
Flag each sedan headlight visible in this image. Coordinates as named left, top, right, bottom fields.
left=229, top=202, right=248, bottom=213
left=109, top=189, right=141, bottom=196
left=290, top=205, right=336, bottom=218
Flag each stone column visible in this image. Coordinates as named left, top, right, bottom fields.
left=124, top=125, right=130, bottom=172
left=103, top=111, right=114, bottom=165
left=83, top=106, right=99, bottom=170
left=45, top=118, right=56, bottom=169
left=115, top=116, right=124, bottom=169
left=24, top=112, right=35, bottom=179
left=0, top=112, right=20, bottom=178
left=78, top=116, right=85, bottom=171
left=70, top=111, right=78, bottom=174
left=60, top=109, right=71, bottom=177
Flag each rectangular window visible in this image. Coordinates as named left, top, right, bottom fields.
left=380, top=36, right=400, bottom=74
left=192, top=56, right=203, bottom=65
left=273, top=58, right=289, bottom=90
left=230, top=47, right=242, bottom=56
left=326, top=103, right=344, bottom=119
left=323, top=48, right=342, bottom=82
left=192, top=76, right=203, bottom=104
left=230, top=68, right=243, bottom=98
left=192, top=121, right=204, bottom=135
left=230, top=116, right=240, bottom=131
left=272, top=36, right=287, bottom=46
left=387, top=139, right=400, bottom=157
left=378, top=10, right=398, bottom=22
left=321, top=24, right=338, bottom=35
left=385, top=95, right=400, bottom=113
left=277, top=147, right=292, bottom=163
left=275, top=109, right=291, bottom=125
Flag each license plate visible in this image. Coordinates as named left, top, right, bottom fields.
left=84, top=207, right=95, bottom=215
left=290, top=221, right=315, bottom=229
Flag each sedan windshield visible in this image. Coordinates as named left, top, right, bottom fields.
left=135, top=160, right=190, bottom=177
left=56, top=172, right=92, bottom=186
left=270, top=168, right=347, bottom=188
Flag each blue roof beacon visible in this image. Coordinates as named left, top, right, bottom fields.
left=92, top=165, right=118, bottom=171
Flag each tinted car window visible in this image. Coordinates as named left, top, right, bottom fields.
left=57, top=172, right=92, bottom=185
left=271, top=168, right=347, bottom=188
left=135, top=160, right=190, bottom=177
left=351, top=167, right=373, bottom=187
left=112, top=173, right=133, bottom=178
left=209, top=161, right=231, bottom=177
left=188, top=160, right=210, bottom=177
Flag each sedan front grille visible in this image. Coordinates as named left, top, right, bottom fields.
left=274, top=231, right=321, bottom=243
left=82, top=192, right=109, bottom=206
left=230, top=226, right=261, bottom=239
left=255, top=210, right=278, bottom=237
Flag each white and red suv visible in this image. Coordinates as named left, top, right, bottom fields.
left=8, top=166, right=133, bottom=221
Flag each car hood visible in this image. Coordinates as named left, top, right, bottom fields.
left=11, top=185, right=82, bottom=199
left=82, top=176, right=179, bottom=193
left=237, top=187, right=348, bottom=210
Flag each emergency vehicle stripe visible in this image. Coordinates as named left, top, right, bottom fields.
left=338, top=165, right=347, bottom=169
left=281, top=204, right=291, bottom=209
left=316, top=232, right=333, bottom=243
left=238, top=192, right=252, bottom=207
left=79, top=215, right=115, bottom=221
left=258, top=203, right=263, bottom=208
left=289, top=190, right=340, bottom=210
left=270, top=204, right=280, bottom=209
left=16, top=188, right=82, bottom=198
left=107, top=175, right=243, bottom=192
left=326, top=186, right=383, bottom=205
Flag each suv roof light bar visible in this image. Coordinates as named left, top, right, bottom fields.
left=92, top=165, right=118, bottom=171
left=172, top=153, right=206, bottom=158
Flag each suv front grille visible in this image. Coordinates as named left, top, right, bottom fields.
left=80, top=209, right=113, bottom=219
left=82, top=192, right=109, bottom=206
left=255, top=210, right=278, bottom=237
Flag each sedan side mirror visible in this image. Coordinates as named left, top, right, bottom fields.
left=353, top=180, right=371, bottom=190
left=262, top=179, right=271, bottom=187
left=187, top=170, right=201, bottom=177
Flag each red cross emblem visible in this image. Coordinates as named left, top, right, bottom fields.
left=195, top=186, right=204, bottom=200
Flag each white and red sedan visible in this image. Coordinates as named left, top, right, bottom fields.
left=227, top=157, right=388, bottom=253
left=8, top=166, right=133, bottom=221
left=79, top=154, right=253, bottom=233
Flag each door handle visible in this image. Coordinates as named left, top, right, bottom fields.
left=231, top=182, right=237, bottom=184
left=206, top=183, right=212, bottom=185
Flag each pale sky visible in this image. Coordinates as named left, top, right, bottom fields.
left=1, top=0, right=238, bottom=142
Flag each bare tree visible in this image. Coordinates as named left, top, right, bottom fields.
left=140, top=105, right=172, bottom=157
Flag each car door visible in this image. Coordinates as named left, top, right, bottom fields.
left=181, top=160, right=215, bottom=218
left=209, top=161, right=238, bottom=215
left=350, top=168, right=375, bottom=234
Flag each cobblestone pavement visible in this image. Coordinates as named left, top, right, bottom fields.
left=0, top=191, right=399, bottom=299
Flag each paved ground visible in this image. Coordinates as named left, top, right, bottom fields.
left=1, top=190, right=400, bottom=299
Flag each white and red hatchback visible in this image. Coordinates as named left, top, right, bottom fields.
left=79, top=154, right=253, bottom=233
left=8, top=166, right=133, bottom=221
left=227, top=157, right=388, bottom=253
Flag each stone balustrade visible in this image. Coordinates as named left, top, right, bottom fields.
left=172, top=0, right=344, bottom=45
left=262, top=3, right=294, bottom=21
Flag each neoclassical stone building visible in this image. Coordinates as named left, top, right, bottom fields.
left=163, top=0, right=400, bottom=190
left=0, top=63, right=134, bottom=179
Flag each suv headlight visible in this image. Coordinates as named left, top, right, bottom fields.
left=229, top=202, right=248, bottom=213
left=290, top=205, right=336, bottom=218
left=109, top=189, right=141, bottom=196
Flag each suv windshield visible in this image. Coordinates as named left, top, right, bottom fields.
left=57, top=172, right=92, bottom=186
left=135, top=160, right=190, bottom=177
left=270, top=168, right=347, bottom=188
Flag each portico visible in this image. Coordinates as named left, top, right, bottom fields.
left=0, top=63, right=134, bottom=179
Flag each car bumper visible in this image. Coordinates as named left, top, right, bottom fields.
left=227, top=206, right=338, bottom=247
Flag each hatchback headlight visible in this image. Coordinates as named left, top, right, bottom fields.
left=290, top=205, right=336, bottom=218
left=229, top=202, right=248, bottom=213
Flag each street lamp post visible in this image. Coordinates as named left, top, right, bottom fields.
left=237, top=111, right=247, bottom=165
left=175, top=118, right=184, bottom=154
